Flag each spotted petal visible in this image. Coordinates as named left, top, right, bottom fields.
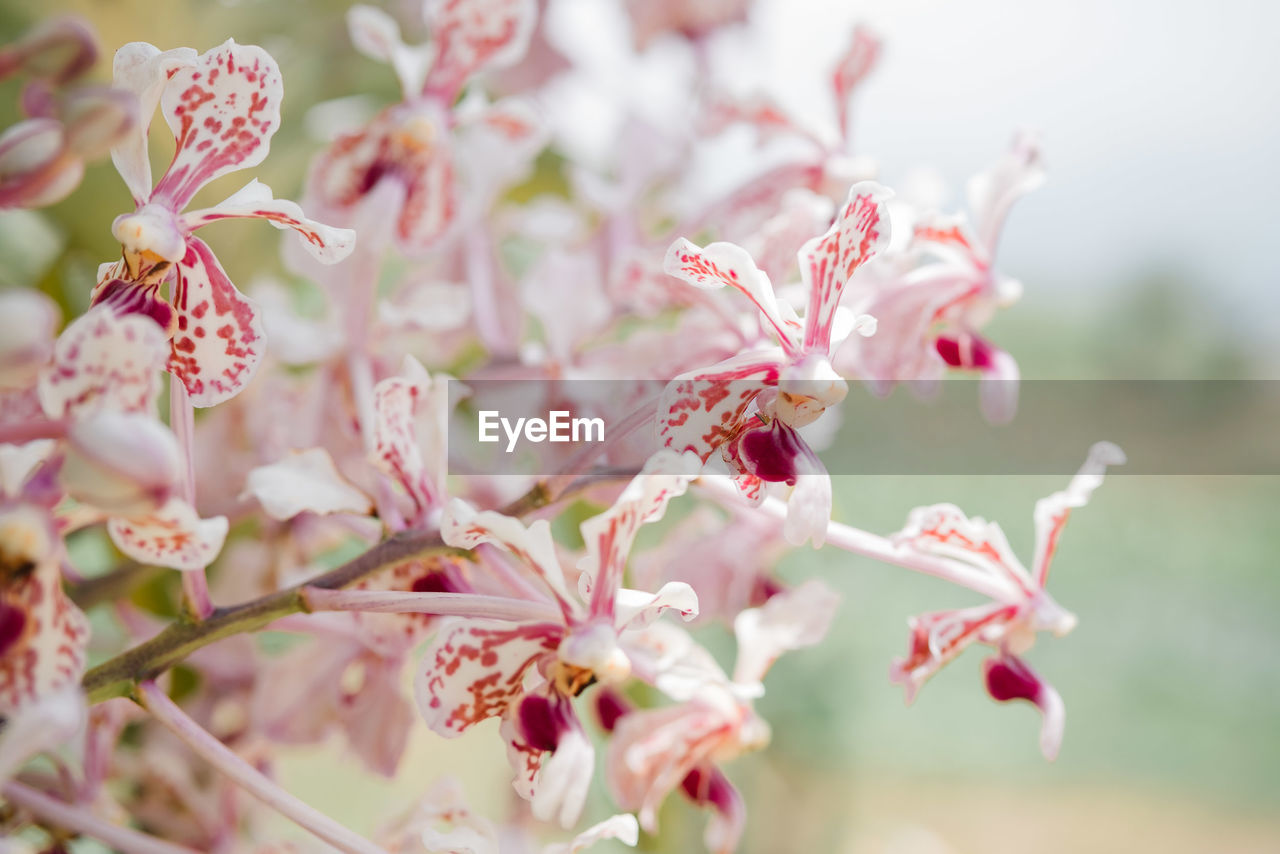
left=892, top=502, right=1033, bottom=598
left=441, top=499, right=575, bottom=611
left=423, top=0, right=537, bottom=103
left=664, top=238, right=799, bottom=354
left=168, top=236, right=265, bottom=408
left=889, top=600, right=1019, bottom=703
left=657, top=350, right=784, bottom=462
left=109, top=42, right=197, bottom=205
left=182, top=179, right=356, bottom=264
left=578, top=450, right=700, bottom=619
left=832, top=25, right=882, bottom=137
left=152, top=39, right=283, bottom=210
left=1031, top=442, right=1124, bottom=586
left=370, top=357, right=452, bottom=521
left=414, top=618, right=561, bottom=736
left=798, top=181, right=891, bottom=354
left=37, top=305, right=167, bottom=418
left=106, top=497, right=229, bottom=571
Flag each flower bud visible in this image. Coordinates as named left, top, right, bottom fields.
left=0, top=290, right=59, bottom=389
left=1, top=17, right=97, bottom=84
left=61, top=411, right=180, bottom=517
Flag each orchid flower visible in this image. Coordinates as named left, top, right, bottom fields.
left=0, top=446, right=88, bottom=785
left=414, top=450, right=701, bottom=827
left=625, top=0, right=751, bottom=50
left=888, top=442, right=1125, bottom=758
left=658, top=181, right=890, bottom=546
left=604, top=580, right=841, bottom=853
left=92, top=39, right=355, bottom=407
left=306, top=0, right=544, bottom=254
left=378, top=776, right=640, bottom=854
left=0, top=17, right=137, bottom=209
left=837, top=132, right=1046, bottom=423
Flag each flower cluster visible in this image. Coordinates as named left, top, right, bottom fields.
left=0, top=3, right=1124, bottom=854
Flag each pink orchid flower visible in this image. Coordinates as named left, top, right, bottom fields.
left=658, top=181, right=889, bottom=546
left=414, top=450, right=701, bottom=827
left=625, top=0, right=751, bottom=50
left=92, top=39, right=355, bottom=407
left=604, top=580, right=841, bottom=853
left=306, top=1, right=543, bottom=254
left=837, top=132, right=1046, bottom=423
left=0, top=446, right=88, bottom=785
left=888, top=442, right=1125, bottom=758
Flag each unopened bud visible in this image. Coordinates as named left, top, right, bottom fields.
left=0, top=290, right=59, bottom=389
left=61, top=411, right=180, bottom=517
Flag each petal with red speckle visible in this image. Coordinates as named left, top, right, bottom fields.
left=37, top=305, right=167, bottom=418
left=168, top=236, right=265, bottom=408
left=1031, top=442, right=1124, bottom=586
left=413, top=618, right=561, bottom=737
left=422, top=0, right=537, bottom=103
left=151, top=39, right=282, bottom=210
left=182, top=179, right=355, bottom=264
left=798, top=181, right=891, bottom=354
left=106, top=497, right=228, bottom=571
left=657, top=350, right=783, bottom=462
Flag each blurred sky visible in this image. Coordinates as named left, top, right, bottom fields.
left=548, top=0, right=1280, bottom=362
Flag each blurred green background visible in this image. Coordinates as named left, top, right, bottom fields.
left=3, top=1, right=1277, bottom=852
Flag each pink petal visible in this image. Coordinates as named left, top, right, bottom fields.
left=664, top=238, right=800, bottom=354
left=61, top=411, right=180, bottom=518
left=912, top=213, right=987, bottom=270
left=798, top=181, right=892, bottom=354
left=346, top=5, right=433, bottom=97
left=657, top=350, right=784, bottom=462
left=60, top=86, right=139, bottom=160
left=106, top=497, right=229, bottom=571
left=544, top=814, right=640, bottom=854
left=152, top=39, right=283, bottom=211
left=422, top=0, right=538, bottom=103
left=893, top=502, right=1033, bottom=597
left=732, top=579, right=840, bottom=686
left=0, top=507, right=88, bottom=717
left=889, top=601, right=1019, bottom=703
left=1031, top=442, right=1124, bottom=586
left=0, top=289, right=59, bottom=390
left=613, top=582, right=700, bottom=630
left=109, top=42, right=197, bottom=205
left=168, top=236, right=265, bottom=408
left=242, top=447, right=373, bottom=521
left=578, top=450, right=700, bottom=619
left=182, top=179, right=356, bottom=264
left=832, top=24, right=882, bottom=137
left=0, top=685, right=85, bottom=785
left=0, top=118, right=81, bottom=209
left=681, top=766, right=746, bottom=854
left=512, top=700, right=595, bottom=828
left=968, top=130, right=1046, bottom=254
left=369, top=357, right=453, bottom=521
left=413, top=618, right=561, bottom=736
left=37, top=305, right=167, bottom=418
left=978, top=344, right=1020, bottom=424
left=1, top=17, right=97, bottom=85
left=441, top=499, right=576, bottom=611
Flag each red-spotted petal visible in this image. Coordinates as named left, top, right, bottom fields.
left=109, top=42, right=198, bottom=205
left=37, top=305, right=167, bottom=418
left=370, top=357, right=451, bottom=520
left=422, top=0, right=537, bottom=103
left=578, top=450, right=700, bottom=619
left=0, top=507, right=88, bottom=716
left=441, top=499, right=575, bottom=610
left=889, top=600, right=1019, bottom=703
left=893, top=502, right=1032, bottom=597
left=798, top=181, right=891, bottom=354
left=414, top=618, right=561, bottom=736
left=168, top=236, right=265, bottom=408
left=152, top=39, right=283, bottom=210
left=657, top=350, right=784, bottom=462
left=1031, top=442, right=1124, bottom=586
left=664, top=238, right=799, bottom=354
left=106, top=497, right=228, bottom=571
left=182, top=179, right=356, bottom=264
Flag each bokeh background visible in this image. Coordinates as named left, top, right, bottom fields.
left=2, top=0, right=1277, bottom=852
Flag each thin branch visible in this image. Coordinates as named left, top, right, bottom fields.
left=67, top=560, right=163, bottom=610
left=2, top=780, right=199, bottom=854
left=137, top=682, right=388, bottom=854
left=81, top=469, right=629, bottom=703
left=302, top=588, right=561, bottom=622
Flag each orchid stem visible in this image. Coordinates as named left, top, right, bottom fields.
left=137, top=682, right=389, bottom=854
left=696, top=477, right=1015, bottom=602
left=169, top=377, right=212, bottom=619
left=301, top=588, right=560, bottom=622
left=2, top=780, right=200, bottom=854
